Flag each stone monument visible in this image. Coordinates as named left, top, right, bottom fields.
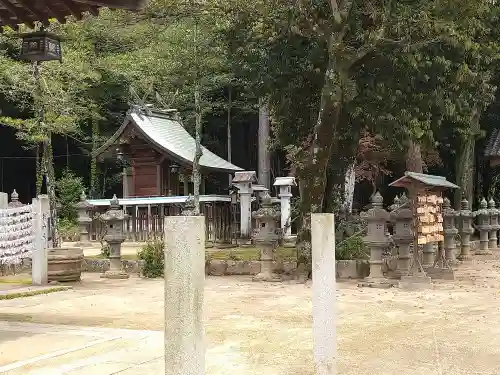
left=100, top=194, right=129, bottom=279
left=252, top=191, right=281, bottom=282
left=75, top=190, right=93, bottom=247
left=442, top=198, right=458, bottom=264
left=273, top=176, right=296, bottom=247
left=474, top=198, right=491, bottom=255
left=390, top=194, right=413, bottom=277
left=232, top=171, right=257, bottom=246
left=359, top=192, right=395, bottom=287
left=457, top=197, right=474, bottom=261
left=488, top=198, right=499, bottom=252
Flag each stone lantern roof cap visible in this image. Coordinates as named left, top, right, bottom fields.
left=273, top=177, right=296, bottom=186
left=232, top=171, right=257, bottom=184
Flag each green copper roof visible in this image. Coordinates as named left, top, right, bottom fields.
left=390, top=172, right=459, bottom=189
left=94, top=109, right=243, bottom=173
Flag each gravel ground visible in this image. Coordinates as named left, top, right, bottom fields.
left=1, top=259, right=500, bottom=374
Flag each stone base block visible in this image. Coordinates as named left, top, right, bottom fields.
left=74, top=241, right=93, bottom=248
left=238, top=239, right=253, bottom=248
left=475, top=250, right=492, bottom=256
left=398, top=275, right=432, bottom=290
left=214, top=242, right=235, bottom=249
left=424, top=267, right=455, bottom=280
left=358, top=278, right=397, bottom=289
left=252, top=272, right=282, bottom=282
left=282, top=236, right=297, bottom=248
left=100, top=270, right=129, bottom=279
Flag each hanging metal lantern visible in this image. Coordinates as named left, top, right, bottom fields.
left=19, top=31, right=62, bottom=62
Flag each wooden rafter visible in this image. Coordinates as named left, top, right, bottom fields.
left=0, top=0, right=146, bottom=28
left=0, top=0, right=35, bottom=28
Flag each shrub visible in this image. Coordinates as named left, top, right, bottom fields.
left=57, top=218, right=80, bottom=242
left=336, top=236, right=368, bottom=260
left=100, top=243, right=111, bottom=258
left=138, top=239, right=164, bottom=278
left=56, top=169, right=86, bottom=223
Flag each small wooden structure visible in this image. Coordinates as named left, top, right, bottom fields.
left=0, top=1, right=146, bottom=30
left=93, top=107, right=242, bottom=198
left=485, top=129, right=500, bottom=167
left=390, top=172, right=459, bottom=279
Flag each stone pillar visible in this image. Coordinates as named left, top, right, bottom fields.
left=311, top=213, right=336, bottom=375
left=422, top=243, right=436, bottom=267
left=252, top=192, right=281, bottom=282
left=474, top=198, right=491, bottom=255
left=442, top=198, right=458, bottom=264
left=75, top=190, right=93, bottom=247
left=0, top=192, right=8, bottom=209
left=390, top=194, right=413, bottom=277
left=488, top=198, right=499, bottom=252
left=457, top=197, right=474, bottom=261
left=100, top=195, right=129, bottom=279
left=232, top=171, right=257, bottom=244
left=32, top=195, right=50, bottom=286
left=361, top=192, right=391, bottom=284
left=164, top=215, right=205, bottom=375
left=273, top=177, right=296, bottom=246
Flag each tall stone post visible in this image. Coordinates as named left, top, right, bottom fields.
left=75, top=190, right=93, bottom=247
left=232, top=171, right=257, bottom=245
left=311, top=214, right=336, bottom=375
left=32, top=195, right=50, bottom=286
left=474, top=198, right=491, bottom=255
left=442, top=198, right=458, bottom=264
left=457, top=197, right=474, bottom=261
left=360, top=192, right=392, bottom=286
left=488, top=198, right=499, bottom=252
left=164, top=215, right=205, bottom=375
left=422, top=243, right=436, bottom=267
left=273, top=176, right=296, bottom=247
left=252, top=192, right=281, bottom=282
left=390, top=194, right=413, bottom=277
left=100, top=195, right=129, bottom=279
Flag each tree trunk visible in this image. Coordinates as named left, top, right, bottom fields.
left=43, top=135, right=58, bottom=248
left=193, top=86, right=203, bottom=215
left=344, top=163, right=356, bottom=213
left=454, top=135, right=475, bottom=209
left=258, top=98, right=271, bottom=189
left=227, top=85, right=232, bottom=187
left=296, top=58, right=343, bottom=279
left=90, top=117, right=99, bottom=198
left=405, top=138, right=424, bottom=173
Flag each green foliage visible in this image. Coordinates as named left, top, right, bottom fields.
left=101, top=243, right=111, bottom=258
left=56, top=169, right=85, bottom=223
left=57, top=218, right=80, bottom=242
left=336, top=236, right=368, bottom=261
left=138, top=239, right=165, bottom=278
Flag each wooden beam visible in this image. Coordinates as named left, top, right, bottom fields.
left=13, top=0, right=50, bottom=25
left=0, top=0, right=35, bottom=28
left=73, top=0, right=146, bottom=10
left=35, top=0, right=67, bottom=24
left=59, top=0, right=83, bottom=20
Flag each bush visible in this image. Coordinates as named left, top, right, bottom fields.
left=138, top=239, right=164, bottom=278
left=56, top=169, right=86, bottom=223
left=100, top=243, right=111, bottom=258
left=336, top=236, right=368, bottom=260
left=57, top=218, right=80, bottom=242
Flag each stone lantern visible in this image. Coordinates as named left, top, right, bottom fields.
left=488, top=198, right=499, bottom=252
left=8, top=190, right=23, bottom=208
left=458, top=197, right=474, bottom=261
left=390, top=194, right=413, bottom=276
left=232, top=171, right=258, bottom=244
left=100, top=194, right=129, bottom=279
left=474, top=198, right=491, bottom=255
left=361, top=192, right=390, bottom=281
left=251, top=192, right=281, bottom=282
left=75, top=190, right=93, bottom=247
left=273, top=176, right=296, bottom=247
left=442, top=198, right=458, bottom=264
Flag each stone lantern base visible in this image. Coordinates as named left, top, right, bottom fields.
left=282, top=235, right=297, bottom=248
left=101, top=269, right=129, bottom=279
left=398, top=274, right=432, bottom=290
left=252, top=272, right=281, bottom=282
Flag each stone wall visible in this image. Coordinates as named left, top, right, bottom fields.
left=80, top=258, right=371, bottom=279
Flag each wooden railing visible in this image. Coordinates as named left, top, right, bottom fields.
left=89, top=201, right=236, bottom=244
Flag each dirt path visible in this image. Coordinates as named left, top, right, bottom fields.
left=2, top=260, right=500, bottom=374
